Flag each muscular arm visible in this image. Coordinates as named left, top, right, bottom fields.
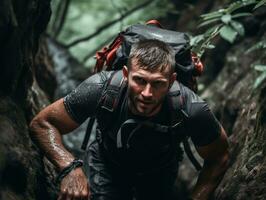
left=30, top=71, right=109, bottom=168
left=179, top=85, right=229, bottom=199
left=30, top=98, right=79, bottom=170
left=29, top=72, right=110, bottom=200
left=191, top=127, right=229, bottom=200
left=30, top=98, right=89, bottom=200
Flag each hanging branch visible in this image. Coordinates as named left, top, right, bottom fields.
left=66, top=0, right=154, bottom=48
left=82, top=34, right=116, bottom=63
left=51, top=1, right=65, bottom=33
left=54, top=0, right=71, bottom=38
left=51, top=0, right=71, bottom=38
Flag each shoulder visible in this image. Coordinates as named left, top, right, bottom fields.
left=178, top=83, right=208, bottom=118
left=62, top=71, right=115, bottom=124
left=177, top=83, right=222, bottom=146
left=64, top=70, right=114, bottom=101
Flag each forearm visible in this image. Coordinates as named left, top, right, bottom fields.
left=30, top=119, right=75, bottom=171
left=191, top=157, right=229, bottom=200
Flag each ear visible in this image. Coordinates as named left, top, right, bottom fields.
left=169, top=72, right=177, bottom=87
left=122, top=65, right=128, bottom=81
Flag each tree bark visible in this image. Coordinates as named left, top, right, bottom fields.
left=0, top=0, right=57, bottom=199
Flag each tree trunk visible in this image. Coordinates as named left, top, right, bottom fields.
left=0, top=0, right=57, bottom=199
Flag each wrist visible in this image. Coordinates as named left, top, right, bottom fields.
left=57, top=160, right=74, bottom=171
left=56, top=155, right=76, bottom=171
left=56, top=158, right=84, bottom=184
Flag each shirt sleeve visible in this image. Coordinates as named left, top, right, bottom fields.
left=183, top=87, right=221, bottom=146
left=63, top=71, right=110, bottom=124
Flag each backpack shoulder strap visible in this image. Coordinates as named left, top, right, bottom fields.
left=168, top=82, right=202, bottom=171
left=167, top=81, right=187, bottom=126
left=100, top=70, right=125, bottom=113
left=81, top=70, right=126, bottom=150
left=96, top=70, right=126, bottom=132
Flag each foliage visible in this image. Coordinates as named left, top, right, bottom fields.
left=190, top=0, right=266, bottom=90
left=254, top=0, right=266, bottom=9
left=191, top=0, right=266, bottom=57
left=253, top=65, right=266, bottom=89
left=190, top=25, right=220, bottom=58
left=245, top=39, right=266, bottom=53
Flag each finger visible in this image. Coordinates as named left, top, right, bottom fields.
left=72, top=191, right=81, bottom=200
left=74, top=189, right=88, bottom=200
left=81, top=192, right=89, bottom=200
left=74, top=193, right=87, bottom=200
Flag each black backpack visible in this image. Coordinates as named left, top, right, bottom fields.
left=94, top=20, right=203, bottom=92
left=82, top=20, right=203, bottom=170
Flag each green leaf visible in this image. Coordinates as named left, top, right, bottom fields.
left=198, top=18, right=221, bottom=28
left=201, top=10, right=224, bottom=20
left=230, top=20, right=245, bottom=36
left=254, top=0, right=266, bottom=10
left=221, top=14, right=232, bottom=24
left=254, top=65, right=266, bottom=72
left=219, top=25, right=238, bottom=43
left=253, top=72, right=266, bottom=89
left=245, top=39, right=266, bottom=53
left=232, top=12, right=253, bottom=18
left=204, top=44, right=216, bottom=49
left=227, top=1, right=246, bottom=13
left=205, top=24, right=222, bottom=35
left=227, top=0, right=256, bottom=13
left=190, top=35, right=204, bottom=46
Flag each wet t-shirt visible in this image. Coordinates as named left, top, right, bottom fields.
left=102, top=97, right=178, bottom=171
left=64, top=70, right=221, bottom=170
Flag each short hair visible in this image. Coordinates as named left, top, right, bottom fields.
left=127, top=39, right=175, bottom=73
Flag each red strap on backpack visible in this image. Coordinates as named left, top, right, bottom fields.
left=191, top=52, right=204, bottom=76
left=95, top=34, right=123, bottom=73
left=94, top=20, right=163, bottom=73
left=145, top=19, right=163, bottom=28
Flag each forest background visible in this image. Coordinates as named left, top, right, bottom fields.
left=0, top=0, right=265, bottom=199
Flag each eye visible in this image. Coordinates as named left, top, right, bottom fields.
left=133, top=76, right=146, bottom=85
left=152, top=81, right=166, bottom=88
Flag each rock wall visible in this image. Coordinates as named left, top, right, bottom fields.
left=0, top=0, right=57, bottom=199
left=203, top=33, right=266, bottom=200
left=169, top=2, right=266, bottom=199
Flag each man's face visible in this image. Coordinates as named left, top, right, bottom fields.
left=123, top=60, right=176, bottom=117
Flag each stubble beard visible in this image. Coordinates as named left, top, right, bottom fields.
left=128, top=93, right=163, bottom=117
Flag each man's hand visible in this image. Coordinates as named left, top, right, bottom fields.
left=30, top=98, right=90, bottom=199
left=58, top=167, right=90, bottom=200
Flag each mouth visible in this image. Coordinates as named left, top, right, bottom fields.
left=137, top=99, right=154, bottom=105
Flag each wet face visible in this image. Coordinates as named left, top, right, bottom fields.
left=123, top=60, right=176, bottom=117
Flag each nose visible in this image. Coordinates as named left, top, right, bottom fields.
left=141, top=83, right=153, bottom=98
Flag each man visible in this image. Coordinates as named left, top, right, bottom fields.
left=30, top=39, right=229, bottom=200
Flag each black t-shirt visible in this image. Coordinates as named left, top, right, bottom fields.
left=64, top=71, right=221, bottom=170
